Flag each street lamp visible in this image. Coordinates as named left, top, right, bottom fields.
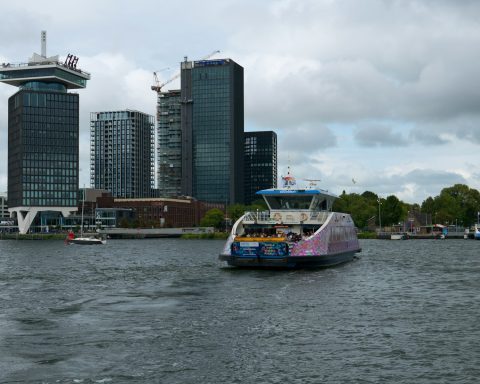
left=378, top=198, right=382, bottom=233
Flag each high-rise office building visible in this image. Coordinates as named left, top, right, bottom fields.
left=181, top=58, right=244, bottom=204
left=157, top=90, right=182, bottom=197
left=244, top=131, right=278, bottom=205
left=0, top=31, right=90, bottom=234
left=90, top=110, right=155, bottom=198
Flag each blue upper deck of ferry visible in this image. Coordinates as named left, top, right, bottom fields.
left=256, top=188, right=337, bottom=197
left=255, top=171, right=338, bottom=212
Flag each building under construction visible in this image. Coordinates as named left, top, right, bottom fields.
left=152, top=53, right=245, bottom=205
left=156, top=89, right=182, bottom=197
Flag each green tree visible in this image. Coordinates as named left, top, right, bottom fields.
left=382, top=195, right=403, bottom=226
left=227, top=204, right=247, bottom=223
left=200, top=208, right=225, bottom=230
left=421, top=184, right=480, bottom=227
left=333, top=191, right=377, bottom=229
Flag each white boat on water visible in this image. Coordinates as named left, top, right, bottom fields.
left=219, top=173, right=361, bottom=269
left=68, top=236, right=106, bottom=245
left=474, top=224, right=480, bottom=240
left=66, top=187, right=106, bottom=245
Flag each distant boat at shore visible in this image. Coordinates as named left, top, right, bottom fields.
left=474, top=224, right=480, bottom=240
left=65, top=187, right=106, bottom=245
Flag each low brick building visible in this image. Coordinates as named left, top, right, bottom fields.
left=96, top=195, right=224, bottom=228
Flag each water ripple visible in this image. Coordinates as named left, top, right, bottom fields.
left=0, top=239, right=479, bottom=383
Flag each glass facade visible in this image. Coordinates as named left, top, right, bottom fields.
left=244, top=131, right=278, bottom=205
left=183, top=59, right=244, bottom=204
left=90, top=110, right=155, bottom=198
left=157, top=90, right=182, bottom=197
left=7, top=87, right=79, bottom=207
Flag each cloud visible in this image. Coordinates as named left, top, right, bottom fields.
left=328, top=167, right=467, bottom=203
left=279, top=124, right=336, bottom=152
left=2, top=0, right=480, bottom=203
left=408, top=128, right=450, bottom=145
left=354, top=124, right=409, bottom=147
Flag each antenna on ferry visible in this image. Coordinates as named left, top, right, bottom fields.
left=281, top=165, right=296, bottom=189
left=304, top=179, right=321, bottom=188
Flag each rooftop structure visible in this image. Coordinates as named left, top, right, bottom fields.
left=0, top=31, right=90, bottom=89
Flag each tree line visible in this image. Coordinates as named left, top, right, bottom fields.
left=200, top=184, right=480, bottom=231
left=333, top=183, right=480, bottom=230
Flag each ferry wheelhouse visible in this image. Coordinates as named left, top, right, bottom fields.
left=219, top=175, right=361, bottom=268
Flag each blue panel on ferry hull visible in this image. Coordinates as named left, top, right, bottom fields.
left=219, top=251, right=357, bottom=269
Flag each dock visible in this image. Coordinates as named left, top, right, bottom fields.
left=98, top=227, right=214, bottom=239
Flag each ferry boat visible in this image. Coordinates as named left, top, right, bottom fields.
left=219, top=173, right=361, bottom=268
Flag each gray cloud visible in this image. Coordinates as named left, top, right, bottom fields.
left=280, top=125, right=336, bottom=152
left=1, top=0, right=480, bottom=202
left=408, top=128, right=449, bottom=146
left=354, top=125, right=408, bottom=147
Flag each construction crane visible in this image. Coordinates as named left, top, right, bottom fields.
left=200, top=49, right=221, bottom=61
left=151, top=71, right=179, bottom=92
left=151, top=67, right=170, bottom=92
left=151, top=50, right=220, bottom=93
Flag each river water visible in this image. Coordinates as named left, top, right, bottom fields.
left=0, top=238, right=479, bottom=383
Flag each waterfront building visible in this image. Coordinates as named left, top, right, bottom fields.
left=157, top=90, right=182, bottom=197
left=244, top=131, right=278, bottom=205
left=181, top=58, right=244, bottom=204
left=0, top=194, right=8, bottom=219
left=0, top=31, right=90, bottom=234
left=96, top=195, right=223, bottom=228
left=90, top=110, right=155, bottom=198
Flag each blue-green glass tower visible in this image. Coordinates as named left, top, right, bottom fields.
left=0, top=31, right=90, bottom=233
left=181, top=58, right=244, bottom=204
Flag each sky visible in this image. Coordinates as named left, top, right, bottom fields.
left=1, top=0, right=480, bottom=204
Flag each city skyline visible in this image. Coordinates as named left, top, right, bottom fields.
left=1, top=1, right=480, bottom=204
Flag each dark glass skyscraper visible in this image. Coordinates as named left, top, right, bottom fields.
left=0, top=31, right=90, bottom=234
left=181, top=58, right=244, bottom=204
left=244, top=131, right=278, bottom=205
left=90, top=110, right=155, bottom=198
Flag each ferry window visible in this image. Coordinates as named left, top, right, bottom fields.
left=310, top=197, right=320, bottom=211
left=266, top=196, right=313, bottom=210
left=320, top=200, right=328, bottom=210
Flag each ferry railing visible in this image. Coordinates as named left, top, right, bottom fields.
left=243, top=210, right=331, bottom=223
left=243, top=211, right=270, bottom=223
left=311, top=211, right=330, bottom=223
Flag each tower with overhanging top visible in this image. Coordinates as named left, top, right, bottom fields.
left=0, top=31, right=90, bottom=234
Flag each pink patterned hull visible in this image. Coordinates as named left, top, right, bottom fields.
left=290, top=212, right=360, bottom=257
